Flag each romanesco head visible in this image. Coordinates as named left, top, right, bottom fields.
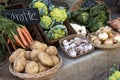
left=50, top=8, right=67, bottom=22
left=41, top=15, right=52, bottom=28
left=112, top=71, right=120, bottom=79
left=109, top=75, right=117, bottom=80
left=33, top=1, right=48, bottom=15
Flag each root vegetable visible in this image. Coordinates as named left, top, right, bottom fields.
left=38, top=53, right=53, bottom=67
left=9, top=48, right=25, bottom=63
left=13, top=57, right=27, bottom=72
left=104, top=39, right=113, bottom=45
left=30, top=49, right=42, bottom=62
left=45, top=46, right=58, bottom=56
left=93, top=38, right=101, bottom=45
left=30, top=41, right=48, bottom=51
left=25, top=61, right=39, bottom=74
left=38, top=62, right=49, bottom=72
left=113, top=34, right=120, bottom=43
left=51, top=55, right=60, bottom=66
left=25, top=51, right=31, bottom=60
left=98, top=32, right=108, bottom=41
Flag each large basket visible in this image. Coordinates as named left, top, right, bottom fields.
left=9, top=55, right=63, bottom=80
left=87, top=32, right=120, bottom=49
left=59, top=34, right=94, bottom=58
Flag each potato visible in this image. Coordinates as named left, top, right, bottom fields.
left=38, top=62, right=49, bottom=72
left=9, top=48, right=25, bottom=63
left=25, top=61, right=39, bottom=74
left=30, top=49, right=40, bottom=62
left=25, top=51, right=31, bottom=60
left=38, top=53, right=53, bottom=67
left=30, top=41, right=48, bottom=51
left=51, top=55, right=60, bottom=66
left=46, top=46, right=58, bottom=56
left=13, top=56, right=27, bottom=72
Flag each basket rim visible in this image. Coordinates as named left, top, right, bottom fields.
left=59, top=34, right=94, bottom=58
left=87, top=32, right=120, bottom=49
left=9, top=55, right=63, bottom=79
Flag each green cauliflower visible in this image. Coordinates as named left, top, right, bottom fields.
left=47, top=25, right=68, bottom=40
left=109, top=75, right=117, bottom=80
left=33, top=1, right=48, bottom=15
left=50, top=8, right=67, bottom=22
left=40, top=15, right=53, bottom=30
left=112, top=71, right=120, bottom=79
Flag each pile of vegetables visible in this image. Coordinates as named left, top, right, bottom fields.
left=9, top=41, right=60, bottom=74
left=29, top=0, right=68, bottom=40
left=89, top=26, right=120, bottom=45
left=0, top=5, right=33, bottom=53
left=69, top=1, right=109, bottom=32
left=62, top=36, right=93, bottom=57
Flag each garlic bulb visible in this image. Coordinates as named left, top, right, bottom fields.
left=98, top=32, right=108, bottom=41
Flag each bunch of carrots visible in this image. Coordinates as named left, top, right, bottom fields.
left=7, top=25, right=33, bottom=50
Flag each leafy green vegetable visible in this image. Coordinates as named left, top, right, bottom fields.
left=68, top=2, right=109, bottom=32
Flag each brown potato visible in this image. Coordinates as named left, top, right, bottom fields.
left=25, top=51, right=31, bottom=60
left=13, top=56, right=27, bottom=72
left=46, top=46, right=58, bottom=56
left=38, top=53, right=53, bottom=67
left=30, top=49, right=40, bottom=62
left=30, top=41, right=48, bottom=51
left=25, top=61, right=39, bottom=74
left=51, top=55, right=60, bottom=66
left=9, top=48, right=25, bottom=63
left=38, top=62, right=49, bottom=72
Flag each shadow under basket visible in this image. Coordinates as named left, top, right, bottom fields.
left=37, top=20, right=77, bottom=46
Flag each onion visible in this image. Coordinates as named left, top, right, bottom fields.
left=104, top=39, right=113, bottom=45
left=113, top=34, right=120, bottom=43
left=93, top=38, right=101, bottom=45
left=98, top=32, right=108, bottom=41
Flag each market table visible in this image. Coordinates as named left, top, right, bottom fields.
left=1, top=47, right=120, bottom=80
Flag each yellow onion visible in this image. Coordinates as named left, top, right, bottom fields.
left=104, top=39, right=113, bottom=45
left=93, top=38, right=101, bottom=45
left=113, top=34, right=120, bottom=43
left=98, top=32, right=108, bottom=41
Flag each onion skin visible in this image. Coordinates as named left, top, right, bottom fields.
left=104, top=39, right=113, bottom=45
left=108, top=18, right=120, bottom=31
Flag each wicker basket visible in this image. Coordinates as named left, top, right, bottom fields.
left=9, top=55, right=63, bottom=80
left=59, top=34, right=94, bottom=58
left=87, top=32, right=120, bottom=49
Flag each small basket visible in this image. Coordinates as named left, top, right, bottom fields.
left=87, top=32, right=120, bottom=49
left=9, top=55, right=63, bottom=80
left=38, top=20, right=76, bottom=46
left=59, top=34, right=94, bottom=58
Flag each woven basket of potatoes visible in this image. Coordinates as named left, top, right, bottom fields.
left=9, top=41, right=62, bottom=80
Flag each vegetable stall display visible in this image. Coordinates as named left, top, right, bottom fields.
left=29, top=0, right=68, bottom=41
left=0, top=5, right=33, bottom=60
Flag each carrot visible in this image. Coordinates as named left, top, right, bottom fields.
left=17, top=27, right=29, bottom=47
left=12, top=32, right=26, bottom=49
left=21, top=28, right=32, bottom=44
left=9, top=38, right=17, bottom=50
left=22, top=26, right=33, bottom=42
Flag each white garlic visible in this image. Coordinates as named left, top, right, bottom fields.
left=62, top=40, right=69, bottom=46
left=69, top=50, right=77, bottom=57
